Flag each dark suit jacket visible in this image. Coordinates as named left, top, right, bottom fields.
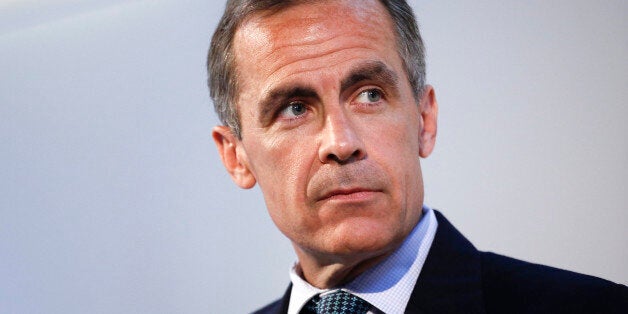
left=253, top=211, right=628, bottom=314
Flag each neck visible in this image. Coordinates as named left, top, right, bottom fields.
left=294, top=245, right=397, bottom=289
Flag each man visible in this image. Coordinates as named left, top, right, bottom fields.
left=207, top=0, right=627, bottom=313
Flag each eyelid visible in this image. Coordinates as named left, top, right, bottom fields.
left=352, top=86, right=386, bottom=103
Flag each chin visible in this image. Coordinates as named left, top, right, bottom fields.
left=327, top=218, right=404, bottom=258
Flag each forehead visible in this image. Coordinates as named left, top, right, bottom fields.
left=242, top=0, right=388, bottom=41
left=232, top=0, right=399, bottom=92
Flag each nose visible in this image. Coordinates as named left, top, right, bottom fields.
left=318, top=109, right=366, bottom=164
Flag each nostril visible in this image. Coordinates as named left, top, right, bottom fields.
left=351, top=149, right=363, bottom=159
left=325, top=148, right=364, bottom=164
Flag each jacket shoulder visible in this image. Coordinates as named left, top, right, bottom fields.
left=481, top=252, right=628, bottom=313
left=251, top=298, right=283, bottom=314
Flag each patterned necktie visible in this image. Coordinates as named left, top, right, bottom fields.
left=301, top=289, right=372, bottom=314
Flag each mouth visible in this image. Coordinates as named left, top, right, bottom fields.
left=319, top=188, right=382, bottom=202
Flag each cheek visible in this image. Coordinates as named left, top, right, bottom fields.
left=366, top=109, right=422, bottom=201
left=369, top=110, right=421, bottom=164
left=246, top=133, right=318, bottom=215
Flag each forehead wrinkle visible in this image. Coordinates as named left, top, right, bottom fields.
left=267, top=35, right=380, bottom=60
left=262, top=43, right=384, bottom=85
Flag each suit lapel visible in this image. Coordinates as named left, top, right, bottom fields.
left=252, top=284, right=291, bottom=314
left=405, top=210, right=486, bottom=314
left=275, top=284, right=291, bottom=314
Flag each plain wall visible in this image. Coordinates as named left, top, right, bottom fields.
left=1, top=1, right=626, bottom=313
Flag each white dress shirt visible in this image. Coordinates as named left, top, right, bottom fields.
left=287, top=205, right=438, bottom=314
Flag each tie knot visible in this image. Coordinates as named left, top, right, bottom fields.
left=302, top=289, right=371, bottom=314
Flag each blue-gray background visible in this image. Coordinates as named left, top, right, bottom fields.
left=1, top=1, right=626, bottom=313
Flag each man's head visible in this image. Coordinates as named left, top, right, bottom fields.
left=208, top=0, right=427, bottom=139
left=209, top=0, right=438, bottom=287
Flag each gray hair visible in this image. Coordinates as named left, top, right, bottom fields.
left=207, top=0, right=426, bottom=139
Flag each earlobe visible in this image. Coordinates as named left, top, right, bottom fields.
left=418, top=85, right=438, bottom=158
left=212, top=126, right=257, bottom=189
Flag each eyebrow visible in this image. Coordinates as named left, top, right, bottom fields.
left=340, top=60, right=399, bottom=93
left=257, top=60, right=400, bottom=126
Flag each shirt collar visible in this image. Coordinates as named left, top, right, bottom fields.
left=287, top=205, right=438, bottom=314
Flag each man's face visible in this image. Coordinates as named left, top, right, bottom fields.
left=214, top=0, right=437, bottom=264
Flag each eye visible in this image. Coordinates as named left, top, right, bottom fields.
left=355, top=89, right=382, bottom=103
left=279, top=101, right=308, bottom=119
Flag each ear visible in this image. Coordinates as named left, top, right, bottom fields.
left=212, top=126, right=256, bottom=189
left=418, top=85, right=438, bottom=158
